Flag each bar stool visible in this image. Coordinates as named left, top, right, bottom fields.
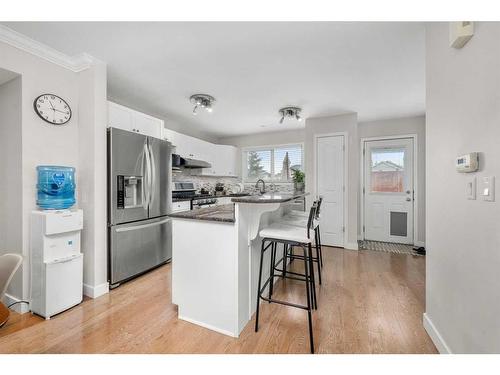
left=255, top=205, right=317, bottom=353
left=285, top=196, right=323, bottom=267
left=278, top=198, right=323, bottom=290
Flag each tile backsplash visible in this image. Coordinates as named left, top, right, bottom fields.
left=173, top=168, right=296, bottom=194
left=173, top=169, right=242, bottom=193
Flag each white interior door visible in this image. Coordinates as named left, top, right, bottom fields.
left=363, top=138, right=414, bottom=244
left=316, top=135, right=344, bottom=247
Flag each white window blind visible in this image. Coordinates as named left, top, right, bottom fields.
left=243, top=144, right=303, bottom=182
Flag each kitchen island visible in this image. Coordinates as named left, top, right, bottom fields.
left=169, top=191, right=308, bottom=337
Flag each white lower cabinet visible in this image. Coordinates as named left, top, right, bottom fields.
left=172, top=200, right=191, bottom=213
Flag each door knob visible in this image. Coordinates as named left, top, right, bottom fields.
left=406, top=190, right=411, bottom=194
left=406, top=197, right=411, bottom=201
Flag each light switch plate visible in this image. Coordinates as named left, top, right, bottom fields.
left=481, top=176, right=495, bottom=202
left=466, top=176, right=476, bottom=200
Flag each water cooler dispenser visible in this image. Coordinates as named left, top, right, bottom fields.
left=30, top=209, right=83, bottom=319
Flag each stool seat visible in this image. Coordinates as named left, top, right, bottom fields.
left=260, top=223, right=312, bottom=244
left=279, top=214, right=319, bottom=229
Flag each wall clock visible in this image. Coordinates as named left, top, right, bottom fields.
left=34, top=94, right=72, bottom=125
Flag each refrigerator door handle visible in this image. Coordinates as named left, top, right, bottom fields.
left=143, top=143, right=151, bottom=209
left=115, top=218, right=171, bottom=232
left=148, top=142, right=156, bottom=208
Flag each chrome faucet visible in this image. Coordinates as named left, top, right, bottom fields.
left=255, top=179, right=266, bottom=194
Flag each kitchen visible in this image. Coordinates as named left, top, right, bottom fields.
left=2, top=17, right=497, bottom=364
left=107, top=102, right=312, bottom=343
left=0, top=22, right=430, bottom=355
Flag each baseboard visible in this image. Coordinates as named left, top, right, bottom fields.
left=414, top=241, right=426, bottom=248
left=83, top=282, right=109, bottom=299
left=423, top=313, right=452, bottom=354
left=3, top=293, right=30, bottom=314
left=345, top=242, right=359, bottom=250
left=178, top=315, right=238, bottom=338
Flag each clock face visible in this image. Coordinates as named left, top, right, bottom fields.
left=34, top=94, right=72, bottom=125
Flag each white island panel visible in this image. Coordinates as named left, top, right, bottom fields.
left=171, top=218, right=240, bottom=337
left=170, top=192, right=309, bottom=338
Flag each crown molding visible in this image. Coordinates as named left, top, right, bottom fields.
left=0, top=24, right=96, bottom=72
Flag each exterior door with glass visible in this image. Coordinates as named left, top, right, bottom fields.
left=363, top=138, right=414, bottom=244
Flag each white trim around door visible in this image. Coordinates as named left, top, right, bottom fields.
left=360, top=134, right=419, bottom=246
left=314, top=132, right=348, bottom=248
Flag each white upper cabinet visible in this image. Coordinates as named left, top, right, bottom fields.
left=200, top=144, right=238, bottom=177
left=216, top=145, right=238, bottom=177
left=108, top=101, right=163, bottom=139
left=133, top=112, right=162, bottom=139
left=173, top=133, right=208, bottom=161
left=159, top=116, right=240, bottom=178
left=108, top=101, right=133, bottom=132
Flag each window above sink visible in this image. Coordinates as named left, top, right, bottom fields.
left=242, top=143, right=303, bottom=183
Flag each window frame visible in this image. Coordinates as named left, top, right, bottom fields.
left=241, top=142, right=304, bottom=183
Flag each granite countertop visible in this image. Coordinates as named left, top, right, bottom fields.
left=231, top=191, right=309, bottom=204
left=172, top=193, right=249, bottom=202
left=168, top=204, right=235, bottom=223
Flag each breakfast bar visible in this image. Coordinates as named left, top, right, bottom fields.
left=169, top=191, right=308, bottom=337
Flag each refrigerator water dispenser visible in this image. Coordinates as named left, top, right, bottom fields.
left=117, top=175, right=144, bottom=209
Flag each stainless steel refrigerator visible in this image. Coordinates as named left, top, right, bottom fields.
left=107, top=127, right=172, bottom=287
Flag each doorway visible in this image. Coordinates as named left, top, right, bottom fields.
left=362, top=137, right=415, bottom=244
left=315, top=134, right=345, bottom=247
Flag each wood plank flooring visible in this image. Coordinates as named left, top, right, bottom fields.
left=0, top=247, right=437, bottom=354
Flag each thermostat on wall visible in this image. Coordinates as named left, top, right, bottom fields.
left=456, top=152, right=479, bottom=173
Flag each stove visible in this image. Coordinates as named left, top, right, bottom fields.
left=191, top=195, right=218, bottom=209
left=172, top=182, right=218, bottom=209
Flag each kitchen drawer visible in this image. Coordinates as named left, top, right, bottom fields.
left=172, top=200, right=191, bottom=213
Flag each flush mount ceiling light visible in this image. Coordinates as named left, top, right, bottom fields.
left=190, top=94, right=216, bottom=115
left=279, top=106, right=303, bottom=124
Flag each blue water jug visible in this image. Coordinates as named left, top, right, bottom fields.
left=36, top=166, right=76, bottom=210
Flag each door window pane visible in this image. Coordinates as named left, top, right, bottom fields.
left=370, top=148, right=405, bottom=192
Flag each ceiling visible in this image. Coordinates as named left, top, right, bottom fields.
left=2, top=22, right=425, bottom=138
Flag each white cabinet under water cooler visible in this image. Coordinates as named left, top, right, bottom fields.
left=30, top=209, right=84, bottom=319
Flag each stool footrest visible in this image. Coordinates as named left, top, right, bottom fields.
left=258, top=295, right=309, bottom=310
left=287, top=253, right=320, bottom=262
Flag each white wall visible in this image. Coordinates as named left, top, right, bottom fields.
left=0, top=74, right=22, bottom=299
left=305, top=113, right=359, bottom=249
left=358, top=115, right=426, bottom=245
left=219, top=128, right=305, bottom=148
left=218, top=128, right=305, bottom=178
left=78, top=60, right=108, bottom=298
left=222, top=114, right=425, bottom=250
left=425, top=22, right=500, bottom=353
left=0, top=39, right=109, bottom=307
left=0, top=41, right=81, bottom=308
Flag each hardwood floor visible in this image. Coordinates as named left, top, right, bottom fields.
left=0, top=247, right=437, bottom=354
